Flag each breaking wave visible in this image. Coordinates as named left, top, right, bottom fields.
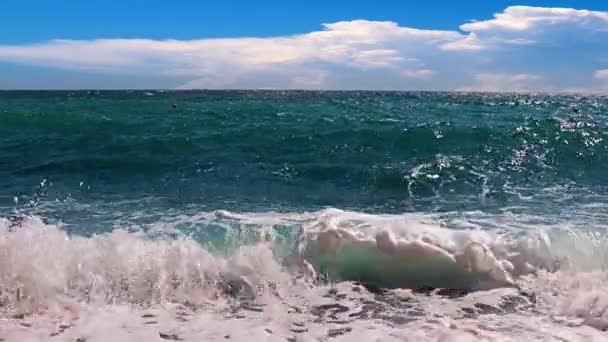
left=2, top=209, right=608, bottom=316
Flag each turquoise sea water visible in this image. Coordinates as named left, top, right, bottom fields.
left=2, top=91, right=607, bottom=225
left=2, top=90, right=608, bottom=283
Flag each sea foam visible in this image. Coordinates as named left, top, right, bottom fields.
left=1, top=209, right=608, bottom=311
left=2, top=210, right=608, bottom=341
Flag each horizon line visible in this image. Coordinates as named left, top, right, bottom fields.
left=0, top=88, right=606, bottom=96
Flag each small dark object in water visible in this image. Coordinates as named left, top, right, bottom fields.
left=240, top=302, right=264, bottom=312
left=50, top=329, right=68, bottom=337
left=412, top=285, right=436, bottom=295
left=348, top=309, right=369, bottom=319
left=7, top=215, right=50, bottom=231
left=288, top=305, right=302, bottom=314
left=172, top=104, right=177, bottom=109
left=357, top=282, right=383, bottom=294
left=473, top=303, right=502, bottom=315
left=436, top=288, right=471, bottom=298
left=518, top=290, right=537, bottom=304
left=159, top=332, right=183, bottom=340
left=50, top=323, right=73, bottom=336
left=7, top=215, right=26, bottom=230
left=385, top=315, right=416, bottom=325
left=327, top=327, right=352, bottom=337
left=222, top=278, right=255, bottom=300
left=312, top=303, right=349, bottom=316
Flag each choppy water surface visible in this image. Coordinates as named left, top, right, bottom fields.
left=1, top=91, right=608, bottom=341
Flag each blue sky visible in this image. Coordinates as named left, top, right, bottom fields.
left=1, top=0, right=608, bottom=91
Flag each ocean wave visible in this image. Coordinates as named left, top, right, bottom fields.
left=2, top=209, right=608, bottom=315
left=0, top=215, right=286, bottom=314
left=223, top=208, right=608, bottom=288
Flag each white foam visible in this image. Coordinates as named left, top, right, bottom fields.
left=291, top=209, right=574, bottom=288
left=2, top=209, right=608, bottom=339
left=519, top=270, right=608, bottom=332
left=0, top=216, right=285, bottom=315
left=2, top=274, right=608, bottom=342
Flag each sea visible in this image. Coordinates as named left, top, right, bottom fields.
left=1, top=90, right=608, bottom=341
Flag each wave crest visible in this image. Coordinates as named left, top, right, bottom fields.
left=2, top=209, right=608, bottom=315
left=0, top=216, right=285, bottom=314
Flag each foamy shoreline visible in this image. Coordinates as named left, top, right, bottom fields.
left=2, top=277, right=607, bottom=342
left=2, top=212, right=608, bottom=341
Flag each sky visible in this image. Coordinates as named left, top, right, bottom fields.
left=1, top=0, right=608, bottom=92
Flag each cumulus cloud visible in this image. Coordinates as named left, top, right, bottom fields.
left=0, top=6, right=608, bottom=91
left=0, top=20, right=463, bottom=89
left=440, top=33, right=484, bottom=51
left=461, top=6, right=608, bottom=32
left=596, top=70, right=608, bottom=80
left=455, top=6, right=608, bottom=51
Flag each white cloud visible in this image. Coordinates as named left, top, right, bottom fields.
left=401, top=69, right=435, bottom=79
left=349, top=49, right=406, bottom=68
left=458, top=73, right=544, bottom=92
left=441, top=32, right=484, bottom=51
left=461, top=6, right=608, bottom=32
left=0, top=20, right=461, bottom=73
left=596, top=69, right=608, bottom=79
left=0, top=7, right=608, bottom=90
left=0, top=20, right=465, bottom=89
left=453, top=6, right=608, bottom=51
